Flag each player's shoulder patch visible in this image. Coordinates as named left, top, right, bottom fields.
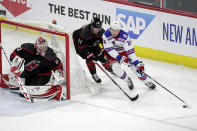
left=44, top=47, right=56, bottom=61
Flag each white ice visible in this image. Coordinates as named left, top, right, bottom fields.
left=0, top=27, right=197, bottom=131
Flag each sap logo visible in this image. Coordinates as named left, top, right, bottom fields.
left=0, top=0, right=33, bottom=17
left=116, top=8, right=155, bottom=39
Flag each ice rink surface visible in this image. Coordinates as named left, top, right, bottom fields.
left=0, top=27, right=197, bottom=131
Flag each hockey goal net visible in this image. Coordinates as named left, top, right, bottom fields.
left=0, top=19, right=99, bottom=100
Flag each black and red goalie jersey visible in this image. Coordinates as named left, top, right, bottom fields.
left=10, top=37, right=63, bottom=85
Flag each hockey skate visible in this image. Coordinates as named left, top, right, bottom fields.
left=127, top=77, right=134, bottom=90
left=92, top=74, right=101, bottom=83
left=145, top=82, right=156, bottom=89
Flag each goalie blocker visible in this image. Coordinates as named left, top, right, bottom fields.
left=0, top=36, right=66, bottom=102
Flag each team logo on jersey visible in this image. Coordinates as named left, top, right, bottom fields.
left=123, top=34, right=127, bottom=38
left=0, top=0, right=32, bottom=17
left=25, top=60, right=40, bottom=71
left=116, top=8, right=155, bottom=39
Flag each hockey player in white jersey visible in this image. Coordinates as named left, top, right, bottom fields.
left=103, top=21, right=156, bottom=90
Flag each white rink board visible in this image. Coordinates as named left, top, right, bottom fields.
left=0, top=0, right=197, bottom=58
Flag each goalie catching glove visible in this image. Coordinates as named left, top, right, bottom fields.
left=53, top=69, right=64, bottom=86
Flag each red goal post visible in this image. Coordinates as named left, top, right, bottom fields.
left=0, top=19, right=70, bottom=99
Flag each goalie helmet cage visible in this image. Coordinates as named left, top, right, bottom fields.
left=0, top=19, right=71, bottom=99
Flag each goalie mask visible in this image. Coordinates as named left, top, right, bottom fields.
left=91, top=17, right=102, bottom=35
left=110, top=21, right=121, bottom=37
left=34, top=37, right=48, bottom=56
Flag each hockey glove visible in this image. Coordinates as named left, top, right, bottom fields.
left=86, top=53, right=96, bottom=61
left=135, top=61, right=145, bottom=74
left=116, top=55, right=130, bottom=63
left=53, top=69, right=64, bottom=86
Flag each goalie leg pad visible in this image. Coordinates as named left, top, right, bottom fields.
left=29, top=85, right=66, bottom=101
left=0, top=74, right=20, bottom=92
left=53, top=85, right=66, bottom=100
left=0, top=74, right=10, bottom=88
left=8, top=74, right=19, bottom=87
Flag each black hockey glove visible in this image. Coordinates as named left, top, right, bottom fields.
left=86, top=53, right=96, bottom=61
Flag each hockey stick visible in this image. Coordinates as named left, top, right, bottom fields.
left=1, top=45, right=12, bottom=65
left=144, top=73, right=190, bottom=108
left=94, top=62, right=138, bottom=101
left=0, top=45, right=32, bottom=103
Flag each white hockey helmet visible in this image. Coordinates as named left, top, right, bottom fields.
left=34, top=36, right=48, bottom=56
left=110, top=21, right=121, bottom=30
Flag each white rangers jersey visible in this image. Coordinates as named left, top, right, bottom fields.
left=103, top=29, right=138, bottom=64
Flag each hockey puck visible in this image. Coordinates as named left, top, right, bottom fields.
left=183, top=105, right=187, bottom=108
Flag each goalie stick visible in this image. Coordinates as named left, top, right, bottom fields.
left=15, top=74, right=32, bottom=102
left=0, top=45, right=32, bottom=103
left=94, top=62, right=138, bottom=101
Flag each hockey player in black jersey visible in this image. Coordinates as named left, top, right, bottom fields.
left=1, top=37, right=66, bottom=101
left=72, top=17, right=112, bottom=83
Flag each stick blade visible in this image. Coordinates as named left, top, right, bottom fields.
left=183, top=103, right=191, bottom=109
left=130, top=94, right=139, bottom=101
